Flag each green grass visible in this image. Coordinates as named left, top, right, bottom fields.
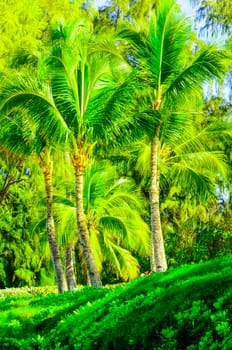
left=1, top=257, right=232, bottom=349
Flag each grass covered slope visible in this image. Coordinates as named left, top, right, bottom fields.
left=1, top=257, right=232, bottom=349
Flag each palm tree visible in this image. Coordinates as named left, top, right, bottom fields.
left=0, top=88, right=68, bottom=293
left=42, top=19, right=148, bottom=286
left=118, top=0, right=230, bottom=271
left=53, top=161, right=150, bottom=283
left=0, top=20, right=141, bottom=286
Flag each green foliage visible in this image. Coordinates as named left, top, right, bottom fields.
left=0, top=286, right=109, bottom=349
left=0, top=286, right=57, bottom=298
left=0, top=0, right=231, bottom=290
left=1, top=258, right=232, bottom=349
left=0, top=161, right=53, bottom=288
left=161, top=186, right=232, bottom=267
left=0, top=0, right=93, bottom=70
left=53, top=161, right=150, bottom=281
left=41, top=257, right=232, bottom=349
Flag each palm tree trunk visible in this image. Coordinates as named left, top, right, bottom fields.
left=150, top=130, right=167, bottom=272
left=73, top=156, right=102, bottom=287
left=65, top=245, right=77, bottom=290
left=42, top=161, right=68, bottom=293
left=150, top=237, right=156, bottom=271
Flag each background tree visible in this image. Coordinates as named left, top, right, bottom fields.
left=95, top=0, right=159, bottom=31
left=0, top=0, right=93, bottom=71
left=191, top=0, right=232, bottom=95
left=119, top=0, right=230, bottom=272
left=0, top=158, right=53, bottom=288
left=0, top=76, right=68, bottom=293
left=162, top=186, right=232, bottom=267
left=192, top=0, right=232, bottom=35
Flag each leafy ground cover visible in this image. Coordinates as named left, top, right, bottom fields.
left=1, top=257, right=232, bottom=349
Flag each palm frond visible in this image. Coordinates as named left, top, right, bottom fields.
left=148, top=0, right=191, bottom=85
left=173, top=150, right=228, bottom=178
left=99, top=216, right=128, bottom=238
left=53, top=195, right=76, bottom=208
left=165, top=47, right=230, bottom=104
left=168, top=149, right=228, bottom=200
left=134, top=139, right=151, bottom=177
left=53, top=201, right=77, bottom=246
left=0, top=72, right=70, bottom=148
left=159, top=111, right=195, bottom=147
left=0, top=113, right=33, bottom=156
left=45, top=55, right=80, bottom=132
left=103, top=236, right=140, bottom=280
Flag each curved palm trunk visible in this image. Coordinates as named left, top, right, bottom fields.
left=65, top=245, right=77, bottom=290
left=150, top=130, right=167, bottom=272
left=42, top=161, right=68, bottom=293
left=73, top=155, right=102, bottom=287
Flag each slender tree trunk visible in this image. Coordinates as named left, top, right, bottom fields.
left=65, top=245, right=77, bottom=290
left=42, top=161, right=68, bottom=293
left=73, top=155, right=102, bottom=287
left=115, top=4, right=120, bottom=30
left=0, top=174, right=24, bottom=205
left=150, top=129, right=167, bottom=272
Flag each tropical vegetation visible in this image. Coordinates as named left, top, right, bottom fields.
left=0, top=0, right=231, bottom=346
left=0, top=0, right=231, bottom=290
left=1, top=257, right=232, bottom=349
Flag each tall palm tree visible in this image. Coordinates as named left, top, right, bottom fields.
left=0, top=20, right=141, bottom=286
left=46, top=21, right=119, bottom=287
left=118, top=0, right=231, bottom=271
left=0, top=87, right=68, bottom=293
left=53, top=161, right=150, bottom=283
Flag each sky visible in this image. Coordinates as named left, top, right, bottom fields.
left=176, top=0, right=196, bottom=15
left=95, top=0, right=196, bottom=15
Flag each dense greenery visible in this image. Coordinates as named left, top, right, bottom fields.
left=0, top=1, right=231, bottom=348
left=0, top=257, right=232, bottom=349
left=0, top=0, right=231, bottom=293
left=0, top=160, right=54, bottom=288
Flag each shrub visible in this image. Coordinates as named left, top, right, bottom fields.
left=1, top=257, right=232, bottom=349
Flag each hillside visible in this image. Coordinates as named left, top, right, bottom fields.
left=1, top=257, right=232, bottom=349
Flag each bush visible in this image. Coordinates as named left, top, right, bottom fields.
left=0, top=286, right=109, bottom=349
left=1, top=257, right=232, bottom=349
left=42, top=257, right=232, bottom=349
